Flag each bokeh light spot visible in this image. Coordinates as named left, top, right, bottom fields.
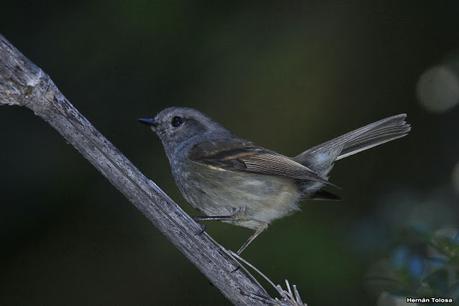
left=451, top=161, right=459, bottom=194
left=417, top=65, right=459, bottom=113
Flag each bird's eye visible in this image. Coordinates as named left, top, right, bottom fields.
left=171, top=116, right=184, bottom=128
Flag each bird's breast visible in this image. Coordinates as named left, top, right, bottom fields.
left=172, top=161, right=301, bottom=229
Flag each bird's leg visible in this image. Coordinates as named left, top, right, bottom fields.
left=193, top=215, right=234, bottom=222
left=193, top=206, right=246, bottom=222
left=194, top=208, right=267, bottom=254
left=193, top=207, right=246, bottom=236
left=237, top=223, right=268, bottom=255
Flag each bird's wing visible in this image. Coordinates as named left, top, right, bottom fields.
left=188, top=139, right=335, bottom=187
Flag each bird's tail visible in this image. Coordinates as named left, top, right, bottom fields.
left=294, top=114, right=411, bottom=175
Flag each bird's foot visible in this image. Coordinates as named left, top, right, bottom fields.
left=193, top=222, right=206, bottom=236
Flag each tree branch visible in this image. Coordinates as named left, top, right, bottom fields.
left=0, top=34, right=275, bottom=305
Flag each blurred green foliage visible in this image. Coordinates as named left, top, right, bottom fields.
left=363, top=192, right=459, bottom=305
left=367, top=227, right=459, bottom=305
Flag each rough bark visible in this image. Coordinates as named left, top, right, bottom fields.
left=0, top=34, right=274, bottom=306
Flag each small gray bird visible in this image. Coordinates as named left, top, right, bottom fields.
left=139, top=107, right=410, bottom=254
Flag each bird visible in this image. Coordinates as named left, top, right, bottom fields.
left=139, top=107, right=410, bottom=254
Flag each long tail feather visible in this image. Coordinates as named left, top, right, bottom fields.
left=336, top=114, right=411, bottom=160
left=294, top=114, right=411, bottom=174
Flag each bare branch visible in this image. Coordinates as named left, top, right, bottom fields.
left=0, top=34, right=278, bottom=305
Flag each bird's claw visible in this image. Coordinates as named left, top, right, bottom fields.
left=193, top=221, right=206, bottom=235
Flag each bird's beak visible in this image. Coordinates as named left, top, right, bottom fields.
left=138, top=117, right=158, bottom=130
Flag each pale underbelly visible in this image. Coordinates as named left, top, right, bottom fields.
left=175, top=163, right=302, bottom=229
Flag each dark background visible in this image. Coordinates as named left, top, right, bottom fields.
left=1, top=1, right=459, bottom=305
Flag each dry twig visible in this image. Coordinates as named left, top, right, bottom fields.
left=0, top=34, right=306, bottom=306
